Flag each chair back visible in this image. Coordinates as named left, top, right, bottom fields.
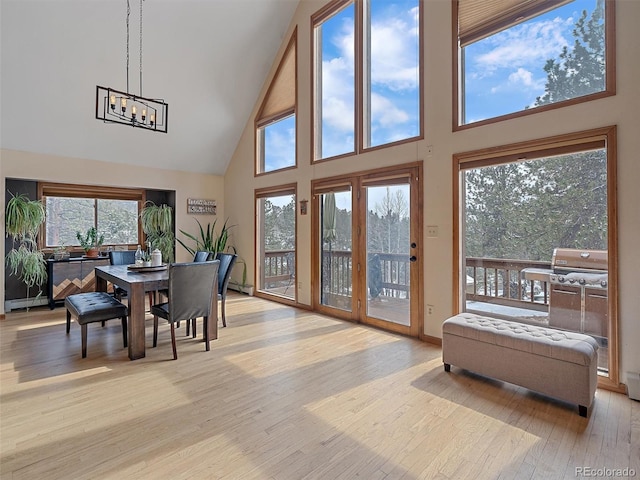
left=215, top=252, right=238, bottom=295
left=167, top=260, right=220, bottom=322
left=193, top=251, right=211, bottom=262
left=109, top=250, right=136, bottom=265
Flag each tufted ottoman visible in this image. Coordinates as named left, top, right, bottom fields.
left=65, top=292, right=129, bottom=358
left=442, top=313, right=598, bottom=417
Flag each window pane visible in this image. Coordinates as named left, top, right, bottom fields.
left=463, top=148, right=609, bottom=374
left=45, top=197, right=94, bottom=247
left=257, top=193, right=296, bottom=299
left=45, top=196, right=139, bottom=247
left=461, top=0, right=605, bottom=125
left=97, top=199, right=139, bottom=245
left=320, top=190, right=353, bottom=311
left=366, top=0, right=420, bottom=147
left=261, top=114, right=296, bottom=173
left=316, top=3, right=355, bottom=159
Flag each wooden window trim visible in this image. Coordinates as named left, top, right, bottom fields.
left=452, top=126, right=620, bottom=391
left=38, top=182, right=145, bottom=251
left=311, top=0, right=423, bottom=165
left=254, top=183, right=298, bottom=307
left=255, top=29, right=298, bottom=176
left=452, top=0, right=617, bottom=131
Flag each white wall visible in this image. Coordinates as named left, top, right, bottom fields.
left=1, top=149, right=225, bottom=312
left=224, top=0, right=640, bottom=385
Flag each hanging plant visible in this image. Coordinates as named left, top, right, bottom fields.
left=6, top=245, right=47, bottom=290
left=5, top=192, right=47, bottom=303
left=5, top=192, right=45, bottom=241
left=140, top=201, right=175, bottom=263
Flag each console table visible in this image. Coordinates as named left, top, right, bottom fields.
left=47, top=257, right=110, bottom=309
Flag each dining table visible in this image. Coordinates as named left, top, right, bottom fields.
left=94, top=264, right=218, bottom=360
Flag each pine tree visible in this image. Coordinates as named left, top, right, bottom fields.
left=534, top=0, right=605, bottom=106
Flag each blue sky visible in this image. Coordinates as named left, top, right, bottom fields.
left=464, top=0, right=599, bottom=123
left=264, top=0, right=600, bottom=171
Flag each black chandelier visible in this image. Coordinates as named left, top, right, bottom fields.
left=95, top=0, right=168, bottom=133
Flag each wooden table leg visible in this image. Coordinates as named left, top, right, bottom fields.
left=128, top=283, right=146, bottom=360
left=95, top=275, right=107, bottom=293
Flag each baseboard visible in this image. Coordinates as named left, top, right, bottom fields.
left=4, top=297, right=49, bottom=312
left=422, top=333, right=442, bottom=346
left=227, top=283, right=254, bottom=296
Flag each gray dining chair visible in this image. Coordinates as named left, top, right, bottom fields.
left=109, top=250, right=154, bottom=307
left=215, top=252, right=238, bottom=327
left=186, top=251, right=237, bottom=337
left=183, top=250, right=214, bottom=336
left=108, top=250, right=136, bottom=300
left=151, top=260, right=220, bottom=360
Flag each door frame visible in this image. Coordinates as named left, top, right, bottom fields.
left=311, top=161, right=423, bottom=338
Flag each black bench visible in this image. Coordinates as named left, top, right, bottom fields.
left=65, top=292, right=129, bottom=358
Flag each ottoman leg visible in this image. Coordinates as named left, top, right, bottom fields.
left=66, top=310, right=72, bottom=334
left=579, top=405, right=588, bottom=417
left=444, top=363, right=451, bottom=372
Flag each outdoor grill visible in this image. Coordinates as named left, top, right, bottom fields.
left=548, top=248, right=608, bottom=341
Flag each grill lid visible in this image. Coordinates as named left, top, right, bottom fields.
left=551, top=248, right=608, bottom=272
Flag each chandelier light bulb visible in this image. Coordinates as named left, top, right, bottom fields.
left=121, top=98, right=127, bottom=113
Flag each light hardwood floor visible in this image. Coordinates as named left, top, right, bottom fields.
left=1, top=293, right=638, bottom=479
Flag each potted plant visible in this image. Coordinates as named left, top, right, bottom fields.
left=140, top=201, right=174, bottom=263
left=177, top=218, right=232, bottom=256
left=178, top=217, right=249, bottom=293
left=76, top=227, right=104, bottom=257
left=140, top=250, right=152, bottom=267
left=52, top=244, right=69, bottom=260
left=5, top=192, right=47, bottom=306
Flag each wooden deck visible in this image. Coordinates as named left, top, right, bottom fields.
left=1, top=293, right=637, bottom=479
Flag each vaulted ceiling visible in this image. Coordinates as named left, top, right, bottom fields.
left=0, top=0, right=298, bottom=175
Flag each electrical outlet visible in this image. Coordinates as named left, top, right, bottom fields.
left=427, top=304, right=434, bottom=315
left=426, top=144, right=433, bottom=155
left=426, top=225, right=438, bottom=238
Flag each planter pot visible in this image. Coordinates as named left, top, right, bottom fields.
left=85, top=248, right=100, bottom=258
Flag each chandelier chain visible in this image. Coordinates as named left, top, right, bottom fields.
left=126, top=0, right=130, bottom=94
left=139, top=0, right=143, bottom=97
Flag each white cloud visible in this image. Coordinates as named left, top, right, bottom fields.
left=321, top=57, right=354, bottom=132
left=264, top=122, right=295, bottom=171
left=370, top=16, right=419, bottom=91
left=473, top=16, right=572, bottom=73
left=319, top=2, right=419, bottom=138
left=508, top=67, right=546, bottom=90
left=371, top=93, right=408, bottom=127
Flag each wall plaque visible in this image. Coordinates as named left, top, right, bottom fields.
left=187, top=198, right=216, bottom=215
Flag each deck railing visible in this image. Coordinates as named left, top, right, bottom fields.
left=263, top=250, right=551, bottom=311
left=465, top=257, right=551, bottom=311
